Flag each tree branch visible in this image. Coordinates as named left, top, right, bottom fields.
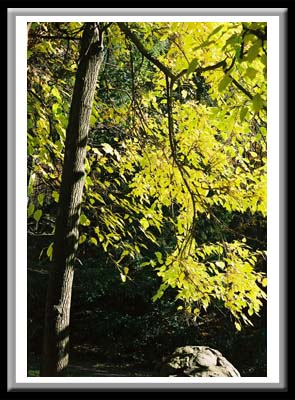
left=118, top=22, right=229, bottom=88
left=29, top=34, right=81, bottom=41
left=230, top=77, right=253, bottom=100
left=165, top=75, right=197, bottom=255
left=245, top=28, right=267, bottom=41
left=174, top=59, right=227, bottom=82
left=198, top=59, right=227, bottom=74
left=28, top=89, right=47, bottom=107
left=117, top=22, right=174, bottom=79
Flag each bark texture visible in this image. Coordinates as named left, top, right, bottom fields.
left=41, top=23, right=104, bottom=376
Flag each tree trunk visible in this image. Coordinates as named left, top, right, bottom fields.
left=41, top=23, right=104, bottom=376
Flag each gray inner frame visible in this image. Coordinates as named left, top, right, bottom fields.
left=7, top=7, right=287, bottom=392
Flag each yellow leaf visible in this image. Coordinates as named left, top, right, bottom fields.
left=235, top=321, right=242, bottom=331
left=248, top=308, right=254, bottom=316
left=216, top=261, right=225, bottom=269
left=140, top=218, right=149, bottom=230
left=90, top=237, right=98, bottom=246
left=46, top=242, right=53, bottom=261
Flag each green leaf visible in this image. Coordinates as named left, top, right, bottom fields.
left=56, top=124, right=66, bottom=140
left=152, top=291, right=163, bottom=302
left=193, top=40, right=215, bottom=51
left=252, top=94, right=264, bottom=112
left=52, top=103, right=62, bottom=115
left=85, top=176, right=93, bottom=187
left=187, top=58, right=198, bottom=75
left=225, top=34, right=239, bottom=47
left=84, top=158, right=90, bottom=174
left=55, top=140, right=63, bottom=152
left=80, top=214, right=90, bottom=226
left=140, top=261, right=151, bottom=267
left=246, top=67, right=257, bottom=79
left=79, top=234, right=87, bottom=244
left=152, top=283, right=168, bottom=302
left=33, top=209, right=42, bottom=222
left=261, top=277, right=267, bottom=287
left=51, top=87, right=62, bottom=101
left=246, top=40, right=261, bottom=62
left=90, top=237, right=98, bottom=246
left=37, top=193, right=45, bottom=206
left=208, top=25, right=223, bottom=38
left=240, top=107, right=248, bottom=122
left=28, top=203, right=35, bottom=217
left=28, top=118, right=34, bottom=129
left=218, top=75, right=232, bottom=92
left=261, top=54, right=267, bottom=66
left=46, top=242, right=53, bottom=261
left=94, top=227, right=104, bottom=242
left=90, top=114, right=97, bottom=126
left=155, top=251, right=163, bottom=264
left=120, top=273, right=127, bottom=283
left=28, top=145, right=34, bottom=156
left=193, top=307, right=200, bottom=315
left=52, top=192, right=59, bottom=204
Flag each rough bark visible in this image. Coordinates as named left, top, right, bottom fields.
left=41, top=23, right=104, bottom=377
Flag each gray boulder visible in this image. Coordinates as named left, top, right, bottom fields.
left=160, top=346, right=240, bottom=377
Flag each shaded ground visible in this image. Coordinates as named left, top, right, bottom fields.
left=28, top=263, right=266, bottom=378
left=28, top=339, right=265, bottom=378
left=28, top=352, right=154, bottom=377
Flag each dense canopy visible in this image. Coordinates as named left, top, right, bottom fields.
left=27, top=21, right=267, bottom=375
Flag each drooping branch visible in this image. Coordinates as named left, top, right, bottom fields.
left=165, top=75, right=197, bottom=254
left=117, top=23, right=174, bottom=79
left=165, top=75, right=177, bottom=158
left=224, top=57, right=236, bottom=73
left=242, top=23, right=267, bottom=41
left=198, top=59, right=227, bottom=74
left=28, top=89, right=47, bottom=107
left=119, top=22, right=224, bottom=254
left=231, top=76, right=254, bottom=100
left=119, top=22, right=266, bottom=253
left=118, top=22, right=230, bottom=87
left=231, top=76, right=267, bottom=112
left=174, top=59, right=227, bottom=83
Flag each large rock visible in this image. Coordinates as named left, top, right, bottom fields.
left=160, top=346, right=240, bottom=377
